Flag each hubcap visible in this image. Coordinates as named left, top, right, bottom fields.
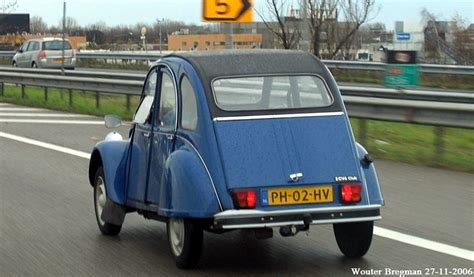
left=169, top=218, right=185, bottom=256
left=95, top=176, right=107, bottom=225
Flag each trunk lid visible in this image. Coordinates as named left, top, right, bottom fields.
left=214, top=114, right=365, bottom=206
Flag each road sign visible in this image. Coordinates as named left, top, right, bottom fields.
left=384, top=50, right=419, bottom=87
left=396, top=32, right=410, bottom=41
left=202, top=0, right=253, bottom=23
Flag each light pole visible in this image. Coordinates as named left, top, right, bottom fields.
left=158, top=18, right=164, bottom=54
left=61, top=0, right=66, bottom=74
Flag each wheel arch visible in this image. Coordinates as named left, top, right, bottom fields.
left=89, top=148, right=103, bottom=186
left=158, top=140, right=222, bottom=218
left=88, top=140, right=130, bottom=205
left=355, top=143, right=384, bottom=205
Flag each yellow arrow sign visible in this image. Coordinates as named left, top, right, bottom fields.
left=202, top=0, right=253, bottom=23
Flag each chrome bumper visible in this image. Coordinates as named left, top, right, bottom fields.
left=213, top=205, right=381, bottom=229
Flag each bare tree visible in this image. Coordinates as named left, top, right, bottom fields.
left=58, top=16, right=80, bottom=34
left=1, top=0, right=18, bottom=13
left=30, top=16, right=48, bottom=34
left=312, top=0, right=377, bottom=58
left=304, top=0, right=339, bottom=57
left=257, top=0, right=301, bottom=49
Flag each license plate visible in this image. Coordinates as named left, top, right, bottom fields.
left=54, top=58, right=65, bottom=62
left=263, top=185, right=333, bottom=206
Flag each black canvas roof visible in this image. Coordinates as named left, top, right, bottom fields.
left=163, top=50, right=342, bottom=117
left=166, top=49, right=327, bottom=80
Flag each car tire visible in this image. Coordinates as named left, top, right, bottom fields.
left=333, top=221, right=373, bottom=258
left=93, top=167, right=122, bottom=236
left=12, top=61, right=17, bottom=67
left=32, top=62, right=38, bottom=68
left=167, top=218, right=203, bottom=269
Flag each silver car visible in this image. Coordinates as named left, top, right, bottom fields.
left=12, top=38, right=76, bottom=69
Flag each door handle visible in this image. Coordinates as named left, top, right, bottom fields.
left=143, top=132, right=150, bottom=137
left=166, top=134, right=174, bottom=140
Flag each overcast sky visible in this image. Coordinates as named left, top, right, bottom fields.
left=12, top=0, right=474, bottom=30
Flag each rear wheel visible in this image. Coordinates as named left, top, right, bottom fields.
left=333, top=221, right=373, bottom=258
left=167, top=218, right=203, bottom=269
left=12, top=61, right=17, bottom=67
left=31, top=62, right=38, bottom=68
left=94, top=167, right=122, bottom=236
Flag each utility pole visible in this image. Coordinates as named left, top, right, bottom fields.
left=159, top=18, right=163, bottom=54
left=301, top=0, right=310, bottom=51
left=224, top=23, right=233, bottom=49
left=61, top=0, right=66, bottom=75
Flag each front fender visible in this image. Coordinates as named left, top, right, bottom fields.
left=356, top=143, right=384, bottom=206
left=159, top=144, right=221, bottom=218
left=89, top=140, right=130, bottom=205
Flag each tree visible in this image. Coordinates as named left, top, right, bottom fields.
left=58, top=16, right=80, bottom=34
left=1, top=0, right=18, bottom=13
left=305, top=0, right=377, bottom=58
left=30, top=16, right=48, bottom=34
left=257, top=0, right=301, bottom=49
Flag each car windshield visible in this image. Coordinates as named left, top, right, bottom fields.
left=212, top=75, right=333, bottom=111
left=42, top=40, right=72, bottom=50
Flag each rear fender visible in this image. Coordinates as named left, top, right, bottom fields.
left=355, top=143, right=384, bottom=205
left=89, top=140, right=130, bottom=205
left=158, top=142, right=221, bottom=218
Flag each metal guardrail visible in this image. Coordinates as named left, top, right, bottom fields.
left=1, top=51, right=473, bottom=75
left=0, top=68, right=472, bottom=103
left=0, top=70, right=473, bottom=129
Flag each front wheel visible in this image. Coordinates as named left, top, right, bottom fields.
left=94, top=167, right=122, bottom=236
left=167, top=218, right=203, bottom=269
left=333, top=221, right=373, bottom=258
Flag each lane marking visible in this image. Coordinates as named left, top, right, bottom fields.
left=0, top=108, right=47, bottom=111
left=0, top=131, right=90, bottom=159
left=374, top=227, right=473, bottom=261
left=0, top=119, right=104, bottom=124
left=0, top=113, right=93, bottom=118
left=0, top=131, right=473, bottom=262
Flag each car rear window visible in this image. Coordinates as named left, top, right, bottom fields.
left=212, top=75, right=333, bottom=111
left=42, top=41, right=72, bottom=50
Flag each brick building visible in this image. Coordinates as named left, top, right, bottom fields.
left=168, top=33, right=262, bottom=51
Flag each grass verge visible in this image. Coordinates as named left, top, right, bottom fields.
left=1, top=85, right=473, bottom=173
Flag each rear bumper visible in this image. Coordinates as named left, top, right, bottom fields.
left=38, top=58, right=76, bottom=69
left=213, top=204, right=381, bottom=229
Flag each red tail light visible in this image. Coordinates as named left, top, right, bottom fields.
left=38, top=50, right=46, bottom=59
left=340, top=183, right=362, bottom=203
left=232, top=190, right=256, bottom=209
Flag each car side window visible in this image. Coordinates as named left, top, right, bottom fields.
left=27, top=42, right=37, bottom=51
left=157, top=72, right=176, bottom=129
left=134, top=70, right=157, bottom=124
left=180, top=76, right=198, bottom=131
left=20, top=42, right=29, bottom=52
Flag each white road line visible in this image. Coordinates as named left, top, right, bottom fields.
left=0, top=131, right=90, bottom=159
left=0, top=113, right=93, bottom=118
left=0, top=119, right=104, bottom=124
left=0, top=131, right=473, bottom=262
left=374, top=227, right=473, bottom=261
left=0, top=108, right=47, bottom=111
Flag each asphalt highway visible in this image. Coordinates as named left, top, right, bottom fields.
left=1, top=103, right=473, bottom=276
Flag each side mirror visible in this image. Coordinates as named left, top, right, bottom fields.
left=17, top=49, right=23, bottom=53
left=104, top=115, right=122, bottom=129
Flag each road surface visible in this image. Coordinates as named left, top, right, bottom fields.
left=1, top=103, right=472, bottom=276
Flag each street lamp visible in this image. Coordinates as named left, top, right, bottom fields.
left=158, top=18, right=164, bottom=54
